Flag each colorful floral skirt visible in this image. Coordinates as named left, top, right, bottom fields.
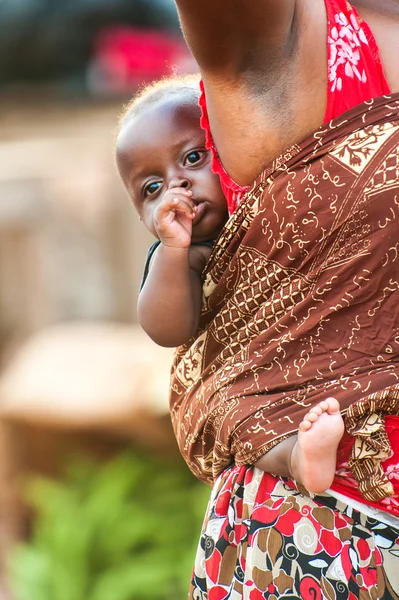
left=190, top=466, right=399, bottom=599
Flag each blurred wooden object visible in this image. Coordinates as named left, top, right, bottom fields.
left=0, top=99, right=167, bottom=598
left=0, top=323, right=174, bottom=429
left=0, top=101, right=154, bottom=361
left=0, top=323, right=176, bottom=596
left=0, top=179, right=48, bottom=366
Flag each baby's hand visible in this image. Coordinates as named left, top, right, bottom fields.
left=154, top=188, right=197, bottom=248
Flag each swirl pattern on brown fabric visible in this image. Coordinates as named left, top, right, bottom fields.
left=170, top=94, right=399, bottom=497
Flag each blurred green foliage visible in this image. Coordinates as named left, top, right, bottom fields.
left=9, top=451, right=210, bottom=600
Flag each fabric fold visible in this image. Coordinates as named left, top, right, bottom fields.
left=170, top=93, right=399, bottom=500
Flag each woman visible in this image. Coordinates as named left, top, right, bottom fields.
left=168, top=1, right=399, bottom=597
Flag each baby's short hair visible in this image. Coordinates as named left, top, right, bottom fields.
left=118, top=73, right=201, bottom=131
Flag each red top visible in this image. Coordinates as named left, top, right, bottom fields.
left=198, top=81, right=250, bottom=215
left=324, top=0, right=390, bottom=120
left=199, top=0, right=390, bottom=214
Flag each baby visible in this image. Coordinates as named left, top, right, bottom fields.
left=116, top=74, right=228, bottom=348
left=115, top=74, right=344, bottom=494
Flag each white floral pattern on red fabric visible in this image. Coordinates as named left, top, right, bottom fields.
left=328, top=11, right=369, bottom=92
left=386, top=463, right=399, bottom=482
left=381, top=495, right=399, bottom=511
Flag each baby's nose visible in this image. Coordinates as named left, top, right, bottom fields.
left=168, top=177, right=191, bottom=189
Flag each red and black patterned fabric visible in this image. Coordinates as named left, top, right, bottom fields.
left=190, top=466, right=399, bottom=599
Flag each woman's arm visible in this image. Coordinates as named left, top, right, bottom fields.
left=137, top=244, right=211, bottom=348
left=174, top=0, right=296, bottom=74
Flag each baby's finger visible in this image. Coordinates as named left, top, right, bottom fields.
left=159, top=195, right=196, bottom=219
left=161, top=189, right=194, bottom=210
left=172, top=197, right=197, bottom=218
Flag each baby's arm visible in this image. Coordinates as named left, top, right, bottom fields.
left=138, top=189, right=212, bottom=347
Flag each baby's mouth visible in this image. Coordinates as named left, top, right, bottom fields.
left=192, top=201, right=206, bottom=225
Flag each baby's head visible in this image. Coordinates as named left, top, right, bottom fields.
left=116, top=74, right=227, bottom=243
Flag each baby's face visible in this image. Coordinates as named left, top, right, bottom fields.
left=116, top=98, right=228, bottom=243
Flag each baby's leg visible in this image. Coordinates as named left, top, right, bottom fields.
left=254, top=398, right=344, bottom=493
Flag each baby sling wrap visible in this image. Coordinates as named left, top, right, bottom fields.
left=170, top=93, right=399, bottom=506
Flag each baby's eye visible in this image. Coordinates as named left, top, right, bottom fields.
left=143, top=181, right=162, bottom=197
left=184, top=150, right=206, bottom=166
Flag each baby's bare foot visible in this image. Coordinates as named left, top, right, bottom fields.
left=290, top=397, right=344, bottom=494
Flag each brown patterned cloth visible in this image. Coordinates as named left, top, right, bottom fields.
left=170, top=94, right=399, bottom=497
left=346, top=387, right=399, bottom=501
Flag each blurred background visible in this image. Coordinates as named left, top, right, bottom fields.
left=0, top=1, right=209, bottom=598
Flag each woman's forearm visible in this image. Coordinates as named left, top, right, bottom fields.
left=138, top=245, right=202, bottom=347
